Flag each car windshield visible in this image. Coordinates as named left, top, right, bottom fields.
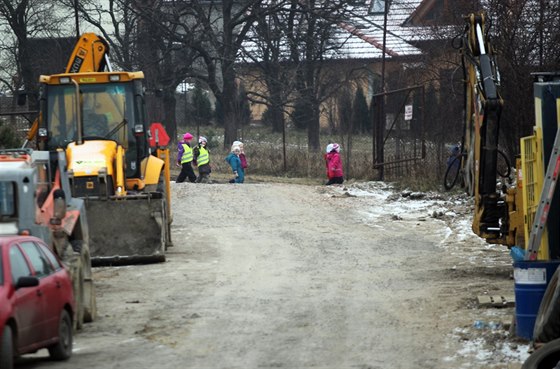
left=0, top=182, right=16, bottom=220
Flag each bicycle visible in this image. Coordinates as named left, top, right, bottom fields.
left=443, top=148, right=511, bottom=191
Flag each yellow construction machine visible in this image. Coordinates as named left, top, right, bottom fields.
left=24, top=33, right=172, bottom=265
left=455, top=12, right=559, bottom=259
left=454, top=12, right=560, bottom=349
left=451, top=13, right=526, bottom=251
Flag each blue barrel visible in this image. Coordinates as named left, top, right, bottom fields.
left=514, top=260, right=560, bottom=340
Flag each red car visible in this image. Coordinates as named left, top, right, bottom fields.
left=0, top=235, right=75, bottom=368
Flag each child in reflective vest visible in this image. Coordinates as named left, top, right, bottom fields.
left=176, top=132, right=197, bottom=183
left=193, top=136, right=212, bottom=183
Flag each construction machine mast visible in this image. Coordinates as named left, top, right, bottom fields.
left=65, top=33, right=111, bottom=73
left=459, top=12, right=521, bottom=246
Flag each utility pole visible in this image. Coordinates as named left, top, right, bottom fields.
left=376, top=0, right=389, bottom=181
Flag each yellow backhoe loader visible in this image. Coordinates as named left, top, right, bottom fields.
left=454, top=13, right=560, bottom=355
left=24, top=33, right=172, bottom=265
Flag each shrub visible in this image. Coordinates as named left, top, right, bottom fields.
left=0, top=121, right=21, bottom=149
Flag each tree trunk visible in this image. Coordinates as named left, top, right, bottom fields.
left=265, top=64, right=285, bottom=133
left=307, top=97, right=320, bottom=152
left=162, top=89, right=177, bottom=140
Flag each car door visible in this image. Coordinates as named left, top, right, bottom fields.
left=36, top=241, right=69, bottom=337
left=8, top=243, right=42, bottom=350
left=18, top=241, right=59, bottom=341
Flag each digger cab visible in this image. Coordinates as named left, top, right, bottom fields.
left=39, top=73, right=149, bottom=181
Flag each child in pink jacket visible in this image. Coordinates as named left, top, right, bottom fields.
left=325, top=143, right=344, bottom=185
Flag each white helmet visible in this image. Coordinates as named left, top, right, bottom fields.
left=326, top=144, right=333, bottom=153
left=199, top=136, right=207, bottom=144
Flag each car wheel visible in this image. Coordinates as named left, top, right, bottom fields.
left=522, top=337, right=560, bottom=369
left=48, top=310, right=73, bottom=361
left=0, top=326, right=13, bottom=369
left=534, top=268, right=560, bottom=343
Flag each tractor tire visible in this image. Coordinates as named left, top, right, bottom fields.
left=69, top=241, right=85, bottom=330
left=83, top=278, right=97, bottom=323
left=78, top=242, right=96, bottom=323
left=48, top=310, right=73, bottom=361
left=534, top=268, right=560, bottom=344
left=522, top=337, right=560, bottom=369
left=0, top=325, right=13, bottom=369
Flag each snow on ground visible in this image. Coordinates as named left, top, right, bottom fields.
left=326, top=181, right=533, bottom=367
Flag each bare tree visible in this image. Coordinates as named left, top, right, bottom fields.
left=59, top=0, right=202, bottom=139
left=286, top=0, right=352, bottom=152
left=240, top=4, right=294, bottom=133
left=164, top=0, right=282, bottom=147
left=487, top=0, right=560, bottom=157
left=241, top=1, right=356, bottom=151
left=0, top=0, right=70, bottom=97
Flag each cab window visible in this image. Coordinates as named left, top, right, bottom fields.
left=0, top=181, right=16, bottom=219
left=20, top=241, right=55, bottom=278
left=9, top=245, right=32, bottom=283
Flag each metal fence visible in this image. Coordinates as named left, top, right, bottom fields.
left=3, top=86, right=456, bottom=188
left=174, top=84, right=455, bottom=188
left=175, top=123, right=451, bottom=188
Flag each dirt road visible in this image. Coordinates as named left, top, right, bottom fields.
left=19, top=181, right=525, bottom=368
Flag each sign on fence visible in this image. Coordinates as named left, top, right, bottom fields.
left=405, top=104, right=413, bottom=121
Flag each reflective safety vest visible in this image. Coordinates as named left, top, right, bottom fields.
left=197, top=146, right=210, bottom=166
left=181, top=144, right=193, bottom=163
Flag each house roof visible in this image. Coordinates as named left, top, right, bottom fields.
left=333, top=0, right=431, bottom=59
left=241, top=0, right=434, bottom=63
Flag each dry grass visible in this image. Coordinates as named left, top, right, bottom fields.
left=175, top=124, right=448, bottom=191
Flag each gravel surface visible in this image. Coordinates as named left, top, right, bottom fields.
left=18, top=181, right=527, bottom=369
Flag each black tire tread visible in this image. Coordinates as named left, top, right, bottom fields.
left=48, top=310, right=73, bottom=361
left=522, top=337, right=560, bottom=369
left=534, top=267, right=560, bottom=343
left=0, top=326, right=13, bottom=369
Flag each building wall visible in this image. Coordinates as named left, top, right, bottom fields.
left=239, top=58, right=413, bottom=130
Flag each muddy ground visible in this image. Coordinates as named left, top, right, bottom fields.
left=19, top=181, right=528, bottom=368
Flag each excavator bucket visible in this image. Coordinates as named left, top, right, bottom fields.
left=86, top=194, right=170, bottom=266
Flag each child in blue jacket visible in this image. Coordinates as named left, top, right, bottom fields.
left=225, top=146, right=244, bottom=183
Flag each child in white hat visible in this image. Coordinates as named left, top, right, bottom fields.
left=194, top=136, right=212, bottom=183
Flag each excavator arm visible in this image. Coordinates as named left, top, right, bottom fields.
left=461, top=13, right=518, bottom=245
left=65, top=33, right=111, bottom=73
left=24, top=33, right=111, bottom=146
